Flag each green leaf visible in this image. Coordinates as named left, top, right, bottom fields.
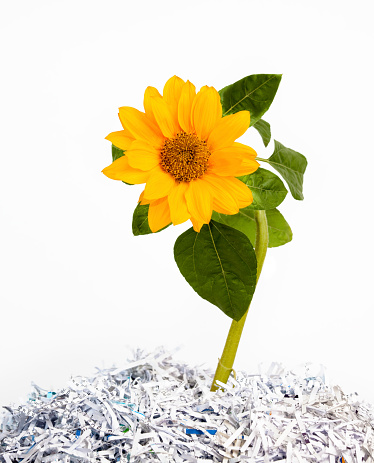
left=111, top=144, right=134, bottom=186
left=265, top=209, right=293, bottom=247
left=174, top=220, right=257, bottom=321
left=112, top=144, right=125, bottom=162
left=265, top=141, right=307, bottom=200
left=212, top=208, right=292, bottom=248
left=239, top=168, right=288, bottom=210
left=132, top=204, right=170, bottom=236
left=253, top=119, right=271, bottom=147
left=211, top=209, right=257, bottom=245
left=219, top=74, right=282, bottom=125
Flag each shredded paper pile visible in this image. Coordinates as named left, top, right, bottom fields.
left=1, top=349, right=373, bottom=462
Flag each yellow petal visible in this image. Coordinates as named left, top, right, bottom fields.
left=199, top=85, right=209, bottom=93
left=168, top=182, right=190, bottom=225
left=178, top=81, right=196, bottom=133
left=185, top=179, right=213, bottom=224
left=212, top=201, right=238, bottom=215
left=209, top=143, right=259, bottom=177
left=208, top=111, right=250, bottom=151
left=208, top=151, right=244, bottom=176
left=203, top=174, right=239, bottom=215
left=144, top=166, right=176, bottom=200
left=148, top=197, right=171, bottom=232
left=192, top=86, right=222, bottom=141
left=190, top=216, right=204, bottom=233
left=126, top=140, right=160, bottom=171
left=232, top=158, right=260, bottom=176
left=144, top=86, right=162, bottom=126
left=151, top=96, right=180, bottom=138
left=105, top=130, right=134, bottom=151
left=221, top=176, right=254, bottom=208
left=117, top=116, right=136, bottom=138
left=138, top=190, right=151, bottom=205
left=163, top=76, right=185, bottom=120
left=232, top=142, right=257, bottom=160
left=102, top=156, right=150, bottom=184
left=119, top=106, right=165, bottom=149
left=238, top=159, right=260, bottom=177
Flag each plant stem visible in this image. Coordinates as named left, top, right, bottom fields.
left=210, top=210, right=269, bottom=391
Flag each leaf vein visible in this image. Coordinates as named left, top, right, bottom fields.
left=192, top=232, right=198, bottom=279
left=211, top=222, right=256, bottom=278
left=207, top=223, right=233, bottom=309
left=269, top=159, right=302, bottom=174
left=223, top=76, right=276, bottom=116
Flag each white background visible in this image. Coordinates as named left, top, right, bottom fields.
left=1, top=0, right=373, bottom=407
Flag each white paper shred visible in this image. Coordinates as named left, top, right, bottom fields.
left=1, top=348, right=374, bottom=462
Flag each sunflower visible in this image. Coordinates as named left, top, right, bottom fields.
left=102, top=76, right=259, bottom=232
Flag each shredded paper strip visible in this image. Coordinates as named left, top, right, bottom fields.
left=1, top=348, right=373, bottom=462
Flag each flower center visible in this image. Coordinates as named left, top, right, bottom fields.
left=160, top=132, right=211, bottom=182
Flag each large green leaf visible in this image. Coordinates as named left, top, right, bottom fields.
left=253, top=119, right=271, bottom=147
left=239, top=168, right=287, bottom=210
left=211, top=209, right=257, bottom=245
left=111, top=144, right=133, bottom=186
left=265, top=141, right=307, bottom=200
left=219, top=74, right=282, bottom=125
left=212, top=208, right=292, bottom=248
left=132, top=204, right=170, bottom=236
left=174, top=220, right=257, bottom=321
left=265, top=209, right=293, bottom=247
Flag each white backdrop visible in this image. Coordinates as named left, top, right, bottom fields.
left=1, top=0, right=373, bottom=407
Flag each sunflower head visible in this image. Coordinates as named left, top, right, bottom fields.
left=102, top=76, right=259, bottom=232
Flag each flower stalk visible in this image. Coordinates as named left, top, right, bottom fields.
left=210, top=210, right=269, bottom=391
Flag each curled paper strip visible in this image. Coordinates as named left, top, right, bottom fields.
left=1, top=349, right=373, bottom=462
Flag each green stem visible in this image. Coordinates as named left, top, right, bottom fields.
left=210, top=210, right=269, bottom=391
